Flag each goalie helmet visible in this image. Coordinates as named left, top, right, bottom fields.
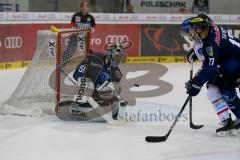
left=105, top=43, right=125, bottom=66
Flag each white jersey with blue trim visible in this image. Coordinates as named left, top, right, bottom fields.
left=193, top=38, right=205, bottom=62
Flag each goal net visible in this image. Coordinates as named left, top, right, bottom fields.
left=0, top=28, right=91, bottom=116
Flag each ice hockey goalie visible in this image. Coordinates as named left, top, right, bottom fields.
left=56, top=43, right=129, bottom=122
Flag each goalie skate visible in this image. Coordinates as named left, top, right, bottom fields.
left=233, top=119, right=240, bottom=135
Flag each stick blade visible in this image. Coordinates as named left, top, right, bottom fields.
left=190, top=122, right=204, bottom=129
left=145, top=136, right=167, bottom=143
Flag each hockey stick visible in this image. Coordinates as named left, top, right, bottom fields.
left=189, top=61, right=204, bottom=129
left=145, top=96, right=191, bottom=143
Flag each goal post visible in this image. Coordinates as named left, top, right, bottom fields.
left=0, top=27, right=91, bottom=116
left=55, top=28, right=91, bottom=114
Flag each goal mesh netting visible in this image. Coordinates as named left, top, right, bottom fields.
left=0, top=29, right=90, bottom=116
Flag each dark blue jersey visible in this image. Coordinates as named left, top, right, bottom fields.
left=193, top=22, right=240, bottom=87
left=73, top=52, right=122, bottom=88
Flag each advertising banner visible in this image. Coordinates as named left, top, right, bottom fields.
left=141, top=24, right=186, bottom=56
left=0, top=24, right=50, bottom=62
left=0, top=24, right=140, bottom=62
left=141, top=24, right=240, bottom=57
left=0, top=12, right=240, bottom=22
left=129, top=0, right=194, bottom=13
left=0, top=23, right=240, bottom=64
left=91, top=24, right=140, bottom=56
left=128, top=0, right=240, bottom=14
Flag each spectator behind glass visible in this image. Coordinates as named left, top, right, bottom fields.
left=192, top=0, right=209, bottom=14
left=125, top=0, right=134, bottom=13
left=71, top=1, right=96, bottom=28
left=179, top=0, right=209, bottom=14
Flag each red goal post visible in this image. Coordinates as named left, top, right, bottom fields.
left=50, top=26, right=91, bottom=114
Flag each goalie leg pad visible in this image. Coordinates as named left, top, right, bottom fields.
left=56, top=99, right=111, bottom=121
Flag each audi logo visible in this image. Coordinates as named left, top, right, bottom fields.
left=4, top=36, right=23, bottom=49
left=105, top=35, right=129, bottom=44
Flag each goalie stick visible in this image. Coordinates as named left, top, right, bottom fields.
left=145, top=96, right=191, bottom=143
left=189, top=61, right=204, bottom=129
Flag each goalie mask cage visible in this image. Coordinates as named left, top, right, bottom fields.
left=0, top=29, right=91, bottom=116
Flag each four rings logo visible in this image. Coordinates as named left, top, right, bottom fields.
left=105, top=35, right=129, bottom=44
left=4, top=36, right=23, bottom=49
left=105, top=35, right=133, bottom=51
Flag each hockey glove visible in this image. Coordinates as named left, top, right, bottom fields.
left=186, top=49, right=198, bottom=63
left=185, top=80, right=201, bottom=96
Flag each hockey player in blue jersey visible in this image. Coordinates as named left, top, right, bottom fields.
left=73, top=43, right=124, bottom=88
left=70, top=43, right=128, bottom=120
left=181, top=15, right=240, bottom=135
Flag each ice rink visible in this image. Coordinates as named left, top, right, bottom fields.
left=0, top=63, right=239, bottom=160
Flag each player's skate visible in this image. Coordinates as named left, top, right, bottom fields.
left=233, top=119, right=240, bottom=135
left=216, top=116, right=236, bottom=136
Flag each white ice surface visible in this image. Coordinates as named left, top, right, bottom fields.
left=0, top=63, right=239, bottom=160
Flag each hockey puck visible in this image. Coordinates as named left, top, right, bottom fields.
left=134, top=84, right=140, bottom=87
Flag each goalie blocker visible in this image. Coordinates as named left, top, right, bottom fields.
left=56, top=53, right=127, bottom=122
